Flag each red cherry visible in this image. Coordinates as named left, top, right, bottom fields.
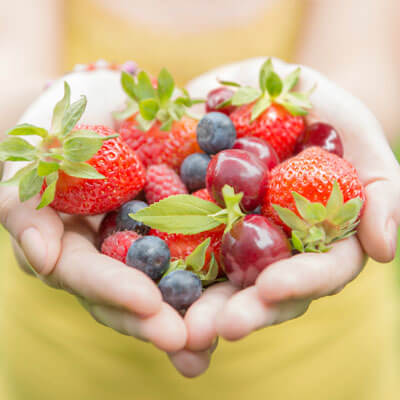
left=233, top=137, right=279, bottom=170
left=294, top=122, right=344, bottom=157
left=206, top=149, right=268, bottom=212
left=221, top=215, right=291, bottom=288
left=206, top=87, right=236, bottom=115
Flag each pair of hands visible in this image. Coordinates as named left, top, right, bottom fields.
left=1, top=58, right=400, bottom=378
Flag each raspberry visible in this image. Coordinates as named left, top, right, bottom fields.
left=101, top=231, right=140, bottom=263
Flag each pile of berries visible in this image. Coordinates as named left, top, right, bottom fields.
left=0, top=59, right=365, bottom=313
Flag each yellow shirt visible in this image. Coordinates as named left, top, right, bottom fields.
left=1, top=0, right=400, bottom=399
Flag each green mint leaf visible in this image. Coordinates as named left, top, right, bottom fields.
left=130, top=194, right=223, bottom=234
left=266, top=72, right=283, bottom=98
left=61, top=95, right=87, bottom=136
left=37, top=172, right=58, bottom=209
left=292, top=192, right=326, bottom=223
left=157, top=68, right=175, bottom=106
left=134, top=71, right=156, bottom=101
left=218, top=79, right=241, bottom=88
left=282, top=67, right=300, bottom=93
left=139, top=98, right=160, bottom=121
left=51, top=81, right=71, bottom=133
left=6, top=123, right=48, bottom=138
left=251, top=96, right=271, bottom=121
left=0, top=164, right=36, bottom=186
left=121, top=71, right=138, bottom=100
left=272, top=204, right=309, bottom=231
left=0, top=137, right=37, bottom=161
left=19, top=168, right=44, bottom=202
left=231, top=87, right=261, bottom=106
left=185, top=238, right=211, bottom=272
left=37, top=160, right=59, bottom=177
left=112, top=98, right=139, bottom=121
left=259, top=58, right=273, bottom=91
left=61, top=160, right=105, bottom=179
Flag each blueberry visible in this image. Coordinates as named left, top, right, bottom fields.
left=158, top=270, right=202, bottom=312
left=126, top=236, right=170, bottom=281
left=180, top=153, right=211, bottom=192
left=116, top=200, right=150, bottom=234
left=196, top=112, right=236, bottom=154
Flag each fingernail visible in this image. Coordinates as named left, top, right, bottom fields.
left=20, top=228, right=47, bottom=274
left=386, top=218, right=398, bottom=259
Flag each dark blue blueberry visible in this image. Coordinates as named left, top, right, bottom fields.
left=180, top=153, right=211, bottom=192
left=158, top=270, right=202, bottom=312
left=126, top=236, right=170, bottom=281
left=196, top=112, right=236, bottom=154
left=116, top=200, right=150, bottom=234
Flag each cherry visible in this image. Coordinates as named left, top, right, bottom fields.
left=206, top=149, right=268, bottom=212
left=294, top=122, right=344, bottom=157
left=221, top=215, right=291, bottom=288
left=206, top=87, right=236, bottom=115
left=233, top=137, right=279, bottom=170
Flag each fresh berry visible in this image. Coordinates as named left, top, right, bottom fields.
left=205, top=87, right=236, bottom=115
left=192, top=188, right=215, bottom=202
left=145, top=164, right=188, bottom=204
left=225, top=59, right=312, bottom=160
left=0, top=83, right=146, bottom=215
left=117, top=69, right=201, bottom=170
left=150, top=226, right=224, bottom=273
left=221, top=215, right=291, bottom=288
left=196, top=112, right=237, bottom=154
left=116, top=200, right=150, bottom=234
left=158, top=270, right=202, bottom=312
left=180, top=153, right=211, bottom=192
left=294, top=122, right=344, bottom=157
left=233, top=137, right=279, bottom=170
left=206, top=149, right=268, bottom=212
left=101, top=231, right=140, bottom=263
left=126, top=236, right=170, bottom=280
left=262, top=147, right=365, bottom=252
left=98, top=211, right=118, bottom=247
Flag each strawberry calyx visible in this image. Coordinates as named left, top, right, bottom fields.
left=162, top=238, right=223, bottom=286
left=272, top=181, right=364, bottom=253
left=220, top=58, right=313, bottom=120
left=116, top=68, right=204, bottom=131
left=0, top=82, right=117, bottom=209
left=130, top=184, right=244, bottom=235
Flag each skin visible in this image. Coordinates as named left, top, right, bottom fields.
left=1, top=0, right=400, bottom=379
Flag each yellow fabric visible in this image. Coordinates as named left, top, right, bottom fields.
left=1, top=0, right=400, bottom=398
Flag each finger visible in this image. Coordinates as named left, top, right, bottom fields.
left=217, top=286, right=310, bottom=341
left=47, top=229, right=162, bottom=317
left=256, top=236, right=366, bottom=304
left=0, top=187, right=64, bottom=275
left=184, top=282, right=237, bottom=351
left=82, top=301, right=187, bottom=353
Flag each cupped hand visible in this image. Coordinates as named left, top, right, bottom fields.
left=0, top=71, right=187, bottom=361
left=179, top=57, right=400, bottom=376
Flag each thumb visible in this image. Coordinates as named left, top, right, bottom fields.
left=0, top=185, right=64, bottom=275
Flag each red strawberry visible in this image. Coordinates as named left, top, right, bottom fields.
left=224, top=58, right=312, bottom=160
left=145, top=164, right=188, bottom=204
left=116, top=68, right=202, bottom=170
left=192, top=188, right=215, bottom=203
left=101, top=231, right=140, bottom=263
left=151, top=227, right=224, bottom=273
left=49, top=125, right=146, bottom=215
left=262, top=146, right=366, bottom=252
left=97, top=211, right=118, bottom=248
left=0, top=83, right=146, bottom=215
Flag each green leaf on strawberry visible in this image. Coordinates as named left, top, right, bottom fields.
left=0, top=82, right=116, bottom=208
left=272, top=181, right=364, bottom=253
left=117, top=67, right=204, bottom=130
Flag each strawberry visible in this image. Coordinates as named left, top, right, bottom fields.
left=101, top=231, right=140, bottom=263
left=97, top=211, right=118, bottom=248
left=0, top=83, right=146, bottom=215
left=116, top=68, right=202, bottom=170
left=145, top=164, right=188, bottom=204
left=262, top=146, right=366, bottom=252
left=192, top=188, right=215, bottom=203
left=224, top=59, right=312, bottom=160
